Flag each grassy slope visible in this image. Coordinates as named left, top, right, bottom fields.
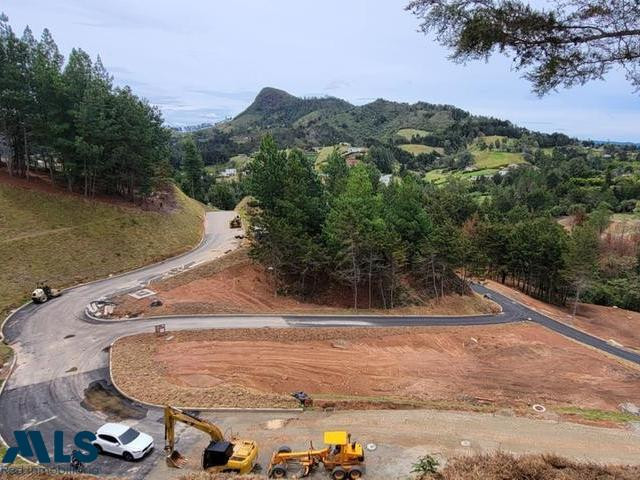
left=399, top=144, right=444, bottom=155
left=314, top=144, right=350, bottom=170
left=472, top=150, right=525, bottom=169
left=0, top=181, right=204, bottom=315
left=396, top=128, right=430, bottom=140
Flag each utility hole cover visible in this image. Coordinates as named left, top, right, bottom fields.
left=366, top=443, right=377, bottom=451
left=460, top=440, right=471, bottom=447
left=533, top=404, right=546, bottom=413
left=129, top=288, right=156, bottom=299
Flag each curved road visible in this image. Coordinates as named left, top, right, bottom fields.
left=1, top=211, right=639, bottom=478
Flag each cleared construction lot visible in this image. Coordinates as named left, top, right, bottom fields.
left=111, top=324, right=640, bottom=421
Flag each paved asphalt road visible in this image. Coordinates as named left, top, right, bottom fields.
left=1, top=210, right=639, bottom=478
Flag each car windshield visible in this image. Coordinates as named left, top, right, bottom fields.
left=118, top=428, right=140, bottom=445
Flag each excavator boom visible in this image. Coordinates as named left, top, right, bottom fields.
left=163, top=405, right=257, bottom=474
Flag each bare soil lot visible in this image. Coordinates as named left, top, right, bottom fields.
left=111, top=324, right=640, bottom=416
left=112, top=249, right=498, bottom=317
left=485, top=280, right=640, bottom=351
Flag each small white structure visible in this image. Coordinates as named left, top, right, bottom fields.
left=220, top=168, right=237, bottom=177
left=380, top=174, right=392, bottom=186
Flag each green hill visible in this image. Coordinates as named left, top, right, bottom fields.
left=192, top=87, right=572, bottom=166
left=0, top=178, right=204, bottom=316
left=218, top=89, right=465, bottom=148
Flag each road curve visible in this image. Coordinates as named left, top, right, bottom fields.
left=1, top=210, right=639, bottom=478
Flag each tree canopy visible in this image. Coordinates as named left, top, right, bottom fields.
left=406, top=0, right=640, bottom=95
left=0, top=13, right=171, bottom=200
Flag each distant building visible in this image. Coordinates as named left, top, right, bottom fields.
left=380, top=174, right=392, bottom=186
left=220, top=168, right=237, bottom=177
left=341, top=145, right=367, bottom=167
left=345, top=155, right=360, bottom=167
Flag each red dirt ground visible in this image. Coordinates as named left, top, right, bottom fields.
left=112, top=324, right=640, bottom=413
left=484, top=280, right=640, bottom=351
left=113, top=249, right=498, bottom=317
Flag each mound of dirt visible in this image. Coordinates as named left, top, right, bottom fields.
left=113, top=249, right=499, bottom=317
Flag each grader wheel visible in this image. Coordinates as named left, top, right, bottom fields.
left=349, top=466, right=364, bottom=479
left=270, top=465, right=287, bottom=478
left=331, top=466, right=347, bottom=480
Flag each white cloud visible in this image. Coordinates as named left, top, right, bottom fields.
left=2, top=0, right=639, bottom=140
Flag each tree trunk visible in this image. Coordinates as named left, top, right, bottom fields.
left=23, top=125, right=30, bottom=181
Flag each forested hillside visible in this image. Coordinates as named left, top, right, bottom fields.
left=185, top=87, right=574, bottom=167
left=246, top=136, right=640, bottom=312
left=0, top=14, right=171, bottom=201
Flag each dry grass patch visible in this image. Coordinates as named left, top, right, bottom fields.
left=424, top=452, right=640, bottom=480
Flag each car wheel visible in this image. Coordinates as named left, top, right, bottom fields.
left=123, top=452, right=134, bottom=461
left=94, top=444, right=103, bottom=454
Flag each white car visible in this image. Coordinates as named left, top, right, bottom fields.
left=93, top=423, right=154, bottom=461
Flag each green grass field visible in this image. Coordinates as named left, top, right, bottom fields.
left=0, top=181, right=204, bottom=315
left=425, top=167, right=500, bottom=185
left=399, top=144, right=444, bottom=156
left=314, top=144, right=351, bottom=170
left=471, top=150, right=525, bottom=169
left=475, top=135, right=508, bottom=145
left=462, top=168, right=499, bottom=178
left=424, top=169, right=449, bottom=184
left=396, top=128, right=430, bottom=141
left=556, top=406, right=639, bottom=424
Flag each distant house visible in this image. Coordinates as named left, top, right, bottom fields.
left=345, top=155, right=360, bottom=167
left=341, top=146, right=367, bottom=167
left=345, top=147, right=366, bottom=155
left=380, top=174, right=392, bottom=186
left=220, top=168, right=237, bottom=177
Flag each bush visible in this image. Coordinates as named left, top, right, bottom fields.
left=412, top=454, right=440, bottom=476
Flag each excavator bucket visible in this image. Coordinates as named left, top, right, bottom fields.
left=166, top=450, right=188, bottom=468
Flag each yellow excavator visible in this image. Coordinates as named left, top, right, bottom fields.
left=268, top=431, right=365, bottom=479
left=164, top=405, right=258, bottom=474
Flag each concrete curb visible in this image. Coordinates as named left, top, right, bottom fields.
left=84, top=288, right=505, bottom=323
left=107, top=335, right=303, bottom=414
left=86, top=309, right=506, bottom=323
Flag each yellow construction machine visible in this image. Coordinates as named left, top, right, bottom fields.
left=164, top=405, right=258, bottom=474
left=268, top=431, right=365, bottom=479
left=229, top=215, right=242, bottom=229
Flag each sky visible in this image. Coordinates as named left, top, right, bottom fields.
left=3, top=0, right=640, bottom=142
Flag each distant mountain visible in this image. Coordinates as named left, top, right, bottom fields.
left=190, top=87, right=574, bottom=164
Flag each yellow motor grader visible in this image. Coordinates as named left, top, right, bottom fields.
left=164, top=405, right=258, bottom=474
left=268, top=431, right=365, bottom=479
